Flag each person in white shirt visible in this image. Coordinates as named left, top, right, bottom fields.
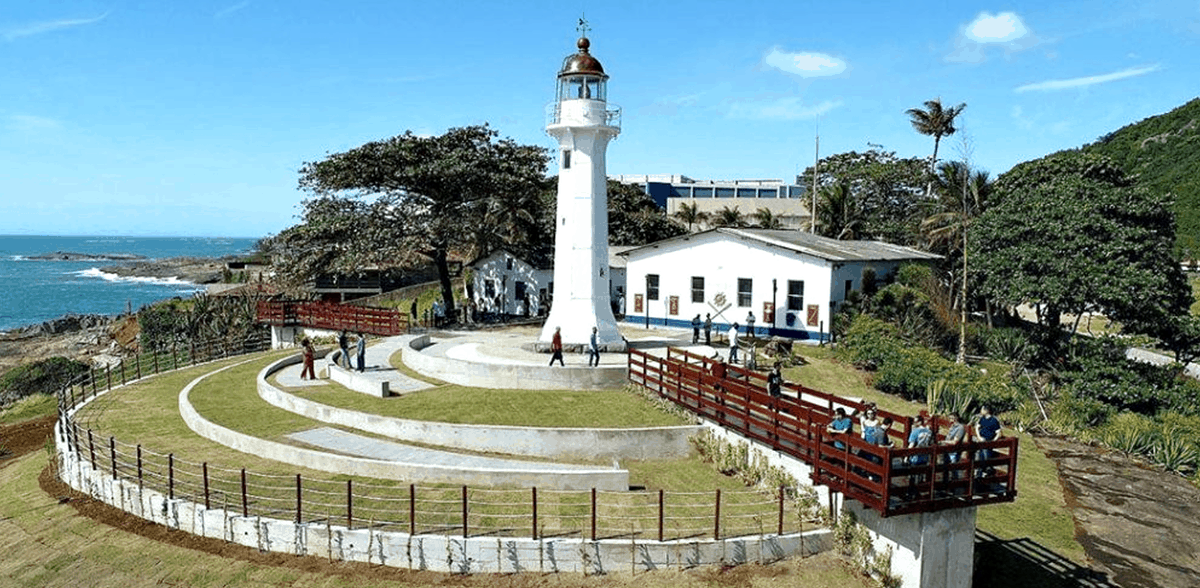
left=728, top=323, right=740, bottom=363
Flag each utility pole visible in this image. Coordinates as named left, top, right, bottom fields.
left=811, top=120, right=819, bottom=233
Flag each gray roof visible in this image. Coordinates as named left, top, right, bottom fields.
left=619, top=228, right=941, bottom=263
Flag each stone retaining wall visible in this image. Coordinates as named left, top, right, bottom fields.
left=55, top=420, right=832, bottom=574
left=257, top=354, right=701, bottom=461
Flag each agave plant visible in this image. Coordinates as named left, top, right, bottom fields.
left=1152, top=431, right=1200, bottom=473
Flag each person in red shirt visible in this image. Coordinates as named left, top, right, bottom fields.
left=549, top=326, right=565, bottom=366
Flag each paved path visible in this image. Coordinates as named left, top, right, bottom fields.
left=287, top=427, right=607, bottom=471
left=275, top=335, right=434, bottom=393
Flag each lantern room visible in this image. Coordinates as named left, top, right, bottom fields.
left=556, top=37, right=607, bottom=102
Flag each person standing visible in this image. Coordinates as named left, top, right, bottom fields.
left=337, top=330, right=350, bottom=369
left=588, top=326, right=601, bottom=367
left=355, top=333, right=367, bottom=372
left=691, top=314, right=702, bottom=344
left=300, top=338, right=316, bottom=380
left=703, top=313, right=713, bottom=346
left=549, top=326, right=565, bottom=367
left=974, top=406, right=1003, bottom=477
left=826, top=407, right=853, bottom=449
left=767, top=362, right=783, bottom=397
left=942, top=413, right=968, bottom=479
left=745, top=311, right=756, bottom=337
left=410, top=299, right=418, bottom=321
left=727, top=322, right=740, bottom=363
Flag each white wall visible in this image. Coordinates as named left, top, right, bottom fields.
left=469, top=252, right=551, bottom=315
left=624, top=232, right=835, bottom=338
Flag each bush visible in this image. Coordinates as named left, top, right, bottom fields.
left=0, top=357, right=90, bottom=406
left=1047, top=390, right=1114, bottom=437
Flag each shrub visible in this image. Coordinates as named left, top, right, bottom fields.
left=1047, top=390, right=1114, bottom=438
left=1097, top=412, right=1159, bottom=455
left=0, top=357, right=90, bottom=406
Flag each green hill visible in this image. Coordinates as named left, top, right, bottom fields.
left=1081, top=97, right=1200, bottom=253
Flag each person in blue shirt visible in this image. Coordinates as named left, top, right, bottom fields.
left=974, top=406, right=1003, bottom=478
left=355, top=333, right=367, bottom=372
left=907, top=415, right=933, bottom=465
left=826, top=408, right=852, bottom=449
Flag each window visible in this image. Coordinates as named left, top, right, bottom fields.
left=515, top=281, right=527, bottom=302
left=691, top=276, right=705, bottom=303
left=716, top=187, right=735, bottom=198
left=737, top=278, right=752, bottom=307
left=671, top=186, right=691, bottom=198
left=506, top=257, right=514, bottom=270
left=787, top=280, right=804, bottom=311
left=759, top=188, right=778, bottom=198
left=562, top=150, right=571, bottom=170
left=484, top=279, right=496, bottom=299
left=844, top=280, right=853, bottom=299
left=647, top=274, right=660, bottom=301
left=737, top=188, right=756, bottom=198
left=693, top=187, right=713, bottom=198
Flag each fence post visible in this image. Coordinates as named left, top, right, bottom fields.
left=658, top=489, right=664, bottom=542
left=106, top=365, right=112, bottom=391
left=153, top=349, right=159, bottom=375
left=120, top=360, right=126, bottom=385
left=713, top=489, right=721, bottom=540
left=109, top=436, right=117, bottom=480
left=778, top=485, right=785, bottom=535
left=172, top=341, right=178, bottom=370
left=136, top=445, right=143, bottom=488
left=91, top=367, right=97, bottom=395
left=203, top=463, right=210, bottom=509
left=346, top=479, right=353, bottom=530
left=461, top=485, right=469, bottom=538
left=136, top=353, right=142, bottom=380
left=531, top=487, right=538, bottom=540
left=87, top=429, right=95, bottom=470
left=241, top=468, right=248, bottom=517
left=409, top=484, right=416, bottom=536
left=591, top=488, right=597, bottom=542
left=295, top=474, right=302, bottom=524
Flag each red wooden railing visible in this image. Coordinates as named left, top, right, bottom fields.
left=256, top=300, right=408, bottom=336
left=628, top=347, right=1018, bottom=517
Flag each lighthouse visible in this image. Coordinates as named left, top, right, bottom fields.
left=538, top=34, right=624, bottom=350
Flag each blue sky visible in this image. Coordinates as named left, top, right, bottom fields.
left=3, top=1, right=1198, bottom=238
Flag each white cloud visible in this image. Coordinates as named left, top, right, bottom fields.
left=4, top=12, right=108, bottom=41
left=727, top=97, right=841, bottom=121
left=764, top=48, right=847, bottom=78
left=1015, top=64, right=1161, bottom=92
left=215, top=1, right=251, bottom=19
left=6, top=114, right=62, bottom=132
left=947, top=11, right=1038, bottom=63
left=965, top=12, right=1030, bottom=43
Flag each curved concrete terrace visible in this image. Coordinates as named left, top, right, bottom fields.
left=403, top=330, right=630, bottom=390
left=182, top=355, right=629, bottom=490
left=263, top=337, right=703, bottom=461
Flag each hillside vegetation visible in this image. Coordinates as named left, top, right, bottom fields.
left=1081, top=96, right=1200, bottom=252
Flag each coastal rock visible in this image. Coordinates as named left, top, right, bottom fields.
left=99, top=256, right=227, bottom=284
left=27, top=251, right=147, bottom=262
left=11, top=314, right=113, bottom=337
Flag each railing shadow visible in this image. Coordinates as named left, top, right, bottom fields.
left=974, top=529, right=1115, bottom=588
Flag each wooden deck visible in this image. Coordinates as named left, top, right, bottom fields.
left=256, top=300, right=409, bottom=336
left=628, top=347, right=1017, bottom=517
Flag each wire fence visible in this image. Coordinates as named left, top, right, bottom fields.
left=56, top=332, right=812, bottom=542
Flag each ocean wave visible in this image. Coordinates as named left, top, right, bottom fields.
left=74, top=267, right=199, bottom=287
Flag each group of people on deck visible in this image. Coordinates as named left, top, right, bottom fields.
left=824, top=402, right=1003, bottom=478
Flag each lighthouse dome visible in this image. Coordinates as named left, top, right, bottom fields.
left=558, top=37, right=607, bottom=79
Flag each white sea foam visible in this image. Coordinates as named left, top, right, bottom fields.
left=75, top=267, right=198, bottom=288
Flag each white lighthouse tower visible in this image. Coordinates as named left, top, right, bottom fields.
left=538, top=34, right=624, bottom=350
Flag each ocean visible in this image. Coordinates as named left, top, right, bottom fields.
left=0, top=235, right=259, bottom=333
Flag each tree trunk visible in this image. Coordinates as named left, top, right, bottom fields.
left=433, top=248, right=456, bottom=319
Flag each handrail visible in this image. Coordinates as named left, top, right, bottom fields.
left=628, top=347, right=1018, bottom=517
left=256, top=300, right=408, bottom=336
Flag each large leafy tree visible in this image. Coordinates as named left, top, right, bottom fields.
left=606, top=181, right=686, bottom=245
left=907, top=98, right=966, bottom=193
left=799, top=149, right=928, bottom=244
left=284, top=125, right=551, bottom=314
left=973, top=151, right=1191, bottom=341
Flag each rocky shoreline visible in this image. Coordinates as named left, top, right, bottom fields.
left=97, top=256, right=229, bottom=284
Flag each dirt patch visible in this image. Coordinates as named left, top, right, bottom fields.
left=1038, top=435, right=1200, bottom=588
left=0, top=414, right=56, bottom=464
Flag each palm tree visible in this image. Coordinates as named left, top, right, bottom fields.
left=906, top=98, right=966, bottom=196
left=920, top=161, right=991, bottom=251
left=815, top=181, right=864, bottom=240
left=713, top=205, right=745, bottom=228
left=753, top=207, right=783, bottom=229
left=673, top=201, right=709, bottom=232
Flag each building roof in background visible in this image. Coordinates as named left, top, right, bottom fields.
left=619, top=228, right=941, bottom=263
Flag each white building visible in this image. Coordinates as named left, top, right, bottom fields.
left=613, top=175, right=811, bottom=230
left=618, top=228, right=939, bottom=340
left=466, top=247, right=633, bottom=318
